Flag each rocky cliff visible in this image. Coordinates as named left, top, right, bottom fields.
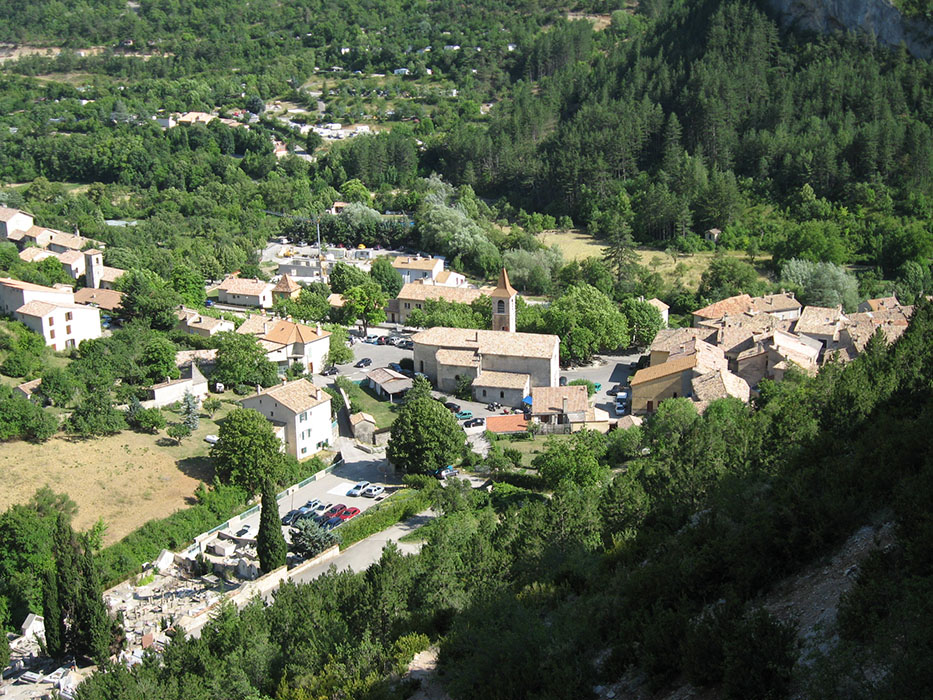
left=764, top=0, right=933, bottom=59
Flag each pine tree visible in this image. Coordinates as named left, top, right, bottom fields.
left=182, top=391, right=200, bottom=432
left=41, top=567, right=65, bottom=658
left=257, top=481, right=287, bottom=573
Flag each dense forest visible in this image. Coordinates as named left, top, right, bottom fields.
left=0, top=0, right=932, bottom=696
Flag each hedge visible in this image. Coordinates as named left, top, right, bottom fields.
left=338, top=488, right=435, bottom=549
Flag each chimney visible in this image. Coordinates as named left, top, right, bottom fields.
left=562, top=397, right=568, bottom=414
left=256, top=384, right=261, bottom=394
left=316, top=323, right=322, bottom=335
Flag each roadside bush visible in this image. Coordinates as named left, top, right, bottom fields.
left=402, top=474, right=436, bottom=490
left=490, top=482, right=544, bottom=510
left=291, top=519, right=340, bottom=559
left=279, top=456, right=327, bottom=487
left=338, top=489, right=434, bottom=548
left=97, top=480, right=247, bottom=586
left=568, top=378, right=595, bottom=396
left=391, top=633, right=432, bottom=674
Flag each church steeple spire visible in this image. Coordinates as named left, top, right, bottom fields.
left=491, top=268, right=517, bottom=332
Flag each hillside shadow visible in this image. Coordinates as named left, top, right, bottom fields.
left=176, top=456, right=216, bottom=503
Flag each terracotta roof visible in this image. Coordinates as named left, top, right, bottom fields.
left=367, top=367, right=413, bottom=393
left=693, top=294, right=753, bottom=320
left=273, top=275, right=301, bottom=293
left=15, top=378, right=42, bottom=396
left=646, top=298, right=669, bottom=311
left=630, top=355, right=698, bottom=385
left=861, top=296, right=900, bottom=312
left=48, top=232, right=90, bottom=251
left=795, top=305, right=844, bottom=337
left=236, top=314, right=277, bottom=336
left=327, top=293, right=345, bottom=307
left=100, top=266, right=125, bottom=283
left=669, top=337, right=728, bottom=374
left=472, top=371, right=530, bottom=390
left=84, top=248, right=102, bottom=255
left=650, top=327, right=718, bottom=354
left=74, top=287, right=123, bottom=310
left=0, top=276, right=71, bottom=293
left=392, top=255, right=442, bottom=271
left=175, top=348, right=217, bottom=367
left=261, top=319, right=329, bottom=345
left=396, top=283, right=487, bottom=305
left=486, top=414, right=528, bottom=433
left=244, top=379, right=330, bottom=414
left=57, top=250, right=84, bottom=265
left=616, top=415, right=643, bottom=430
left=21, top=225, right=56, bottom=240
left=530, top=385, right=588, bottom=414
left=413, top=327, right=558, bottom=359
left=18, top=247, right=55, bottom=263
left=15, top=300, right=59, bottom=317
left=350, top=411, right=375, bottom=426
left=0, top=206, right=28, bottom=222
left=691, top=369, right=750, bottom=406
left=750, top=292, right=801, bottom=314
left=435, top=348, right=480, bottom=367
left=5, top=230, right=24, bottom=241
left=219, top=276, right=271, bottom=296
left=435, top=269, right=453, bottom=284
left=490, top=268, right=517, bottom=298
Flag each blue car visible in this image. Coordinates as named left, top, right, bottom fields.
left=324, top=516, right=343, bottom=530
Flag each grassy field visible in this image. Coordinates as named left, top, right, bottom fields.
left=354, top=383, right=400, bottom=428
left=538, top=230, right=772, bottom=289
left=495, top=433, right=573, bottom=466
left=0, top=402, right=235, bottom=546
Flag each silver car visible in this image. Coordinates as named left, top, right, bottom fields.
left=347, top=481, right=370, bottom=497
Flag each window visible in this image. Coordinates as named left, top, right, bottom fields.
left=65, top=311, right=73, bottom=321
left=500, top=391, right=504, bottom=398
left=404, top=302, right=410, bottom=309
left=49, top=329, right=55, bottom=339
left=299, top=412, right=307, bottom=422
left=301, top=447, right=307, bottom=455
left=48, top=317, right=54, bottom=326
left=497, top=300, right=505, bottom=314
left=673, top=392, right=677, bottom=398
left=482, top=390, right=487, bottom=397
left=66, top=326, right=71, bottom=335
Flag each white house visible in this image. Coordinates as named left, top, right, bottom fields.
left=175, top=306, right=235, bottom=337
left=259, top=319, right=331, bottom=373
left=148, top=364, right=208, bottom=408
left=0, top=207, right=34, bottom=241
left=0, top=276, right=73, bottom=315
left=391, top=255, right=444, bottom=284
left=217, top=277, right=274, bottom=308
left=240, top=379, right=333, bottom=460
left=15, top=299, right=101, bottom=351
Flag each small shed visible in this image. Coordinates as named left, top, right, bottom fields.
left=350, top=411, right=377, bottom=443
left=20, top=613, right=45, bottom=643
left=704, top=228, right=721, bottom=243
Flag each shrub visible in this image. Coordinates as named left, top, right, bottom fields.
left=722, top=609, right=798, bottom=700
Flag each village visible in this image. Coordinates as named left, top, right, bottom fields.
left=0, top=200, right=922, bottom=698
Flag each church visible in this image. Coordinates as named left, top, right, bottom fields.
left=411, top=269, right=561, bottom=407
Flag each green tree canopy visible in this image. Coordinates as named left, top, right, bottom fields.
left=370, top=256, right=404, bottom=297
left=211, top=408, right=284, bottom=494
left=542, top=284, right=629, bottom=363
left=342, top=282, right=388, bottom=335
left=117, top=268, right=183, bottom=331
left=388, top=396, right=464, bottom=474
left=212, top=331, right=279, bottom=390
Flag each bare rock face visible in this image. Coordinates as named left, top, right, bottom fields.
left=764, top=0, right=933, bottom=59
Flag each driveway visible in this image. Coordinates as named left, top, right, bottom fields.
left=558, top=351, right=645, bottom=416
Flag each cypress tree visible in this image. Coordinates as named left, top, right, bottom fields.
left=75, top=541, right=113, bottom=664
left=257, top=481, right=287, bottom=573
left=41, top=567, right=64, bottom=658
left=52, top=513, right=80, bottom=653
left=182, top=391, right=200, bottom=432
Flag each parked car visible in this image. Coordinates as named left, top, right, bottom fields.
left=204, top=299, right=215, bottom=307
left=323, top=516, right=343, bottom=530
left=456, top=410, right=473, bottom=420
left=607, top=383, right=626, bottom=396
left=303, top=499, right=322, bottom=511
left=444, top=402, right=461, bottom=413
left=281, top=509, right=299, bottom=525
left=593, top=382, right=602, bottom=392
left=614, top=403, right=628, bottom=417
left=464, top=417, right=485, bottom=428
left=235, top=524, right=253, bottom=538
left=317, top=504, right=346, bottom=523
left=321, top=365, right=339, bottom=375
left=347, top=481, right=370, bottom=497
left=434, top=467, right=460, bottom=480
left=376, top=336, right=388, bottom=345
left=362, top=484, right=385, bottom=498
left=204, top=434, right=219, bottom=445
left=365, top=334, right=379, bottom=344
left=313, top=502, right=332, bottom=518
left=338, top=507, right=361, bottom=520
left=399, top=368, right=414, bottom=378
left=485, top=402, right=502, bottom=411
left=289, top=507, right=314, bottom=524
left=399, top=340, right=414, bottom=349
left=355, top=357, right=372, bottom=368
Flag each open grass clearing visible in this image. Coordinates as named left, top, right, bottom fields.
left=496, top=433, right=573, bottom=466
left=0, top=402, right=235, bottom=546
left=538, top=229, right=772, bottom=289
left=352, top=382, right=400, bottom=428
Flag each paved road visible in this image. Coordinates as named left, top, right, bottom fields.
left=559, top=351, right=645, bottom=417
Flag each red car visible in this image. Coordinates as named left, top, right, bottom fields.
left=337, top=507, right=360, bottom=521
left=317, top=504, right=346, bottom=523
